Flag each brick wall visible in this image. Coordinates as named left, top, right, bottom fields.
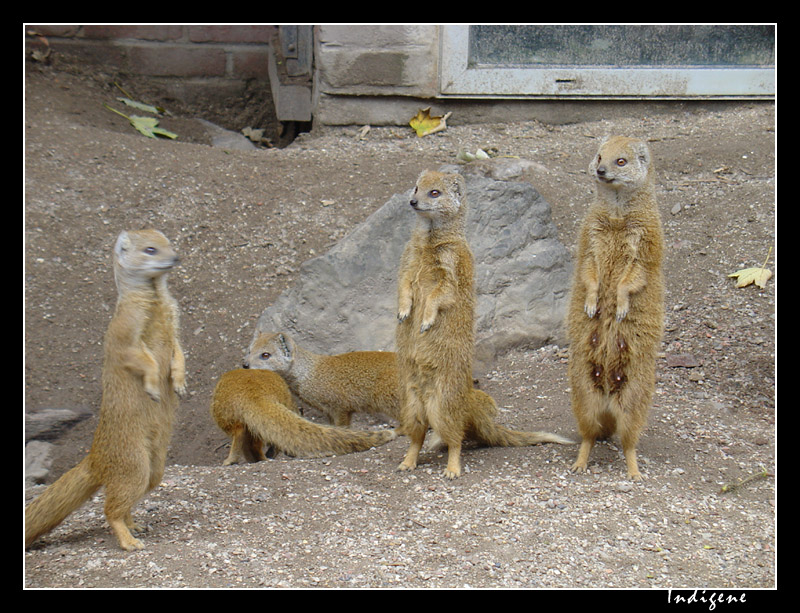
left=313, top=24, right=442, bottom=126
left=26, top=25, right=447, bottom=127
left=315, top=25, right=439, bottom=96
left=26, top=25, right=277, bottom=81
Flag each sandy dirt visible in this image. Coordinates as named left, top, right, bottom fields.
left=24, top=63, right=775, bottom=590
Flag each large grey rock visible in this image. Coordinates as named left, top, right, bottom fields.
left=254, top=172, right=571, bottom=373
left=25, top=440, right=55, bottom=486
left=25, top=407, right=92, bottom=442
left=25, top=407, right=93, bottom=484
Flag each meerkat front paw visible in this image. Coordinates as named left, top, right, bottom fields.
left=397, top=293, right=412, bottom=323
left=171, top=353, right=187, bottom=396
left=143, top=376, right=161, bottom=402
left=584, top=298, right=598, bottom=319
left=616, top=293, right=630, bottom=321
left=420, top=306, right=438, bottom=332
left=172, top=379, right=187, bottom=397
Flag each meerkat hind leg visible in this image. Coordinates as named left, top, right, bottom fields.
left=443, top=443, right=463, bottom=479
left=620, top=424, right=644, bottom=481
left=106, top=495, right=147, bottom=551
left=571, top=437, right=596, bottom=473
left=623, top=446, right=642, bottom=481
left=398, top=387, right=427, bottom=472
left=398, top=427, right=426, bottom=472
left=108, top=516, right=145, bottom=551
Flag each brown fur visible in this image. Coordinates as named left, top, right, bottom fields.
left=25, top=229, right=185, bottom=550
left=211, top=367, right=396, bottom=462
left=244, top=332, right=401, bottom=427
left=567, top=136, right=665, bottom=480
left=395, top=170, right=573, bottom=479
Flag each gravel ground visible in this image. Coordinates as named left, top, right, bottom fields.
left=24, top=63, right=775, bottom=590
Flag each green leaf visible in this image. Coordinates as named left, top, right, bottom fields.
left=130, top=116, right=177, bottom=139
left=117, top=97, right=163, bottom=115
left=103, top=104, right=177, bottom=139
left=150, top=126, right=178, bottom=139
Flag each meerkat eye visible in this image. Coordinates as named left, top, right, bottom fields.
left=260, top=352, right=271, bottom=360
left=144, top=246, right=158, bottom=255
left=615, top=158, right=627, bottom=167
left=428, top=189, right=441, bottom=198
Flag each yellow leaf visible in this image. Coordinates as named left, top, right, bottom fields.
left=409, top=107, right=452, bottom=137
left=728, top=246, right=773, bottom=289
left=728, top=266, right=772, bottom=288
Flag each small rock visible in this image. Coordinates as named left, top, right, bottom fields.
left=665, top=353, right=701, bottom=368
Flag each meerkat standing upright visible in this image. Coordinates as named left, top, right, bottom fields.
left=25, top=229, right=186, bottom=550
left=567, top=136, right=665, bottom=481
left=395, top=170, right=572, bottom=479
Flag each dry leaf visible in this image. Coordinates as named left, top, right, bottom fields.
left=728, top=246, right=773, bottom=289
left=409, top=107, right=452, bottom=137
left=242, top=127, right=265, bottom=143
left=728, top=266, right=772, bottom=288
left=456, top=148, right=491, bottom=163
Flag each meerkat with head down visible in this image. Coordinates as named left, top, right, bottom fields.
left=244, top=331, right=402, bottom=428
left=567, top=136, right=665, bottom=481
left=210, top=365, right=396, bottom=465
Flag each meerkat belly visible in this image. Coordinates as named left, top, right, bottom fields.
left=411, top=272, right=469, bottom=352
left=578, top=234, right=631, bottom=393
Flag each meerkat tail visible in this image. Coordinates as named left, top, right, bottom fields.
left=478, top=424, right=575, bottom=447
left=468, top=391, right=575, bottom=447
left=25, top=457, right=101, bottom=548
left=242, top=403, right=397, bottom=458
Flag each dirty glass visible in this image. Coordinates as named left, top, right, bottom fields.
left=468, top=25, right=775, bottom=68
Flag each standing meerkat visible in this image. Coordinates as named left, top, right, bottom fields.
left=244, top=331, right=402, bottom=427
left=395, top=170, right=572, bottom=479
left=25, top=229, right=186, bottom=551
left=211, top=367, right=397, bottom=464
left=567, top=135, right=665, bottom=481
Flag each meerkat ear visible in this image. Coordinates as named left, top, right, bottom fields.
left=449, top=173, right=465, bottom=202
left=277, top=333, right=292, bottom=358
left=633, top=140, right=651, bottom=166
left=114, top=231, right=131, bottom=255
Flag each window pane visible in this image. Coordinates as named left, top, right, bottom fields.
left=468, top=25, right=775, bottom=68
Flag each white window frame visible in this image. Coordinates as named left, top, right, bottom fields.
left=439, top=25, right=775, bottom=99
